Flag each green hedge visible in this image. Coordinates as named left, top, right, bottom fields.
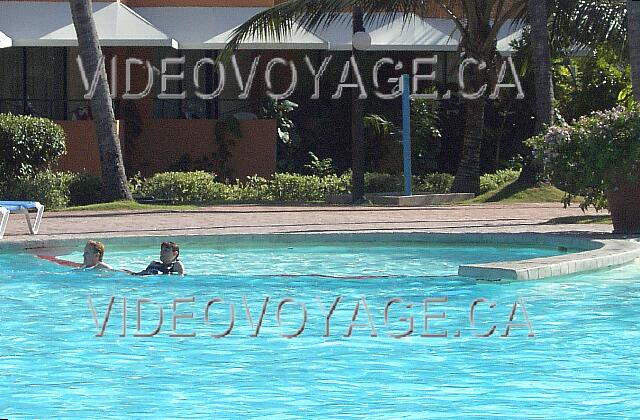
left=0, top=170, right=103, bottom=209
left=0, top=113, right=66, bottom=179
left=3, top=169, right=521, bottom=209
left=138, top=171, right=351, bottom=203
left=479, top=169, right=521, bottom=195
left=138, top=171, right=228, bottom=204
left=364, top=173, right=454, bottom=194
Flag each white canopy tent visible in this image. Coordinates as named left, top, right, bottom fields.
left=135, top=7, right=328, bottom=50
left=0, top=1, right=177, bottom=47
left=311, top=13, right=459, bottom=51
left=0, top=30, right=11, bottom=48
left=310, top=13, right=523, bottom=55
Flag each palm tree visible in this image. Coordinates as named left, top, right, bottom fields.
left=629, top=0, right=640, bottom=101
left=528, top=0, right=554, bottom=133
left=516, top=0, right=628, bottom=185
left=225, top=0, right=525, bottom=195
left=69, top=0, right=131, bottom=201
left=351, top=6, right=366, bottom=202
left=516, top=0, right=554, bottom=186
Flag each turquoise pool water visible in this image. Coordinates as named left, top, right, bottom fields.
left=1, top=240, right=639, bottom=418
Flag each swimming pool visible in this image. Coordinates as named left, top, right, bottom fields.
left=1, top=238, right=639, bottom=418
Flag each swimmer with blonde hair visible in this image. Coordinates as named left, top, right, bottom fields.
left=82, top=240, right=113, bottom=270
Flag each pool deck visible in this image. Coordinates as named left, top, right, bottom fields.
left=1, top=203, right=639, bottom=280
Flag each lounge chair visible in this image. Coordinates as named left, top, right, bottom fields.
left=0, top=206, right=9, bottom=239
left=0, top=201, right=45, bottom=238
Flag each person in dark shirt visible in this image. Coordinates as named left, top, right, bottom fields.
left=129, top=241, right=185, bottom=276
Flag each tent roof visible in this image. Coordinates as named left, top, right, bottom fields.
left=0, top=1, right=177, bottom=47
left=312, top=13, right=522, bottom=55
left=312, top=13, right=459, bottom=51
left=135, top=7, right=328, bottom=50
left=0, top=30, right=11, bottom=48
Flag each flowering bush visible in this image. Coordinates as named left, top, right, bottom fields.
left=527, top=106, right=640, bottom=210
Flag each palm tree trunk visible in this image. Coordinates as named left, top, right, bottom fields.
left=69, top=0, right=132, bottom=201
left=351, top=6, right=366, bottom=203
left=518, top=0, right=554, bottom=185
left=451, top=10, right=491, bottom=195
left=629, top=0, right=640, bottom=102
left=528, top=0, right=554, bottom=132
left=451, top=99, right=485, bottom=193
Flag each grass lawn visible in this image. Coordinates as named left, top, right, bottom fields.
left=52, top=200, right=198, bottom=212
left=544, top=215, right=613, bottom=225
left=465, top=181, right=613, bottom=224
left=467, top=182, right=570, bottom=204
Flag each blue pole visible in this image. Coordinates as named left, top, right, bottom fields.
left=402, top=74, right=412, bottom=196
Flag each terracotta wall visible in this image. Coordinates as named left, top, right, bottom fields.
left=56, top=119, right=277, bottom=180
left=129, top=119, right=277, bottom=178
left=55, top=120, right=123, bottom=175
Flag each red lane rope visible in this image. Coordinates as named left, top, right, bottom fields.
left=36, top=255, right=83, bottom=268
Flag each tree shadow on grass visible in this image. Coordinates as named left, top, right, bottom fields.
left=544, top=215, right=612, bottom=225
left=481, top=182, right=531, bottom=202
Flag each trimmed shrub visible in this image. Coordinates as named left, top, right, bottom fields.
left=416, top=173, right=454, bottom=193
left=1, top=170, right=74, bottom=209
left=270, top=173, right=349, bottom=202
left=138, top=171, right=227, bottom=204
left=364, top=173, right=403, bottom=193
left=69, top=173, right=105, bottom=206
left=479, top=169, right=521, bottom=194
left=0, top=113, right=66, bottom=179
left=364, top=172, right=454, bottom=194
left=228, top=175, right=273, bottom=201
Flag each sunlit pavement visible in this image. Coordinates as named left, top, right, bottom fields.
left=0, top=203, right=616, bottom=243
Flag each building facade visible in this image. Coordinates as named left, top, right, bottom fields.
left=0, top=0, right=521, bottom=178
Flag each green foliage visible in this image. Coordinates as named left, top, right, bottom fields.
left=479, top=169, right=521, bottom=195
left=137, top=171, right=350, bottom=204
left=1, top=170, right=73, bottom=209
left=304, top=152, right=335, bottom=177
left=554, top=47, right=632, bottom=123
left=363, top=172, right=453, bottom=194
left=261, top=98, right=298, bottom=145
left=68, top=173, right=105, bottom=206
left=225, top=175, right=273, bottom=201
left=364, top=173, right=403, bottom=193
left=128, top=172, right=145, bottom=196
left=0, top=170, right=102, bottom=209
left=139, top=171, right=227, bottom=204
left=212, top=116, right=242, bottom=181
left=363, top=114, right=397, bottom=136
left=470, top=184, right=570, bottom=204
left=261, top=98, right=300, bottom=173
left=411, top=97, right=442, bottom=173
left=416, top=173, right=454, bottom=194
left=269, top=173, right=350, bottom=202
left=363, top=99, right=442, bottom=174
left=0, top=113, right=66, bottom=180
left=527, top=105, right=640, bottom=210
left=0, top=167, right=524, bottom=210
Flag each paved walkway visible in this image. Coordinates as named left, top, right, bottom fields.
left=1, top=203, right=616, bottom=244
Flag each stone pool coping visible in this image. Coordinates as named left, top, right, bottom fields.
left=2, top=231, right=639, bottom=281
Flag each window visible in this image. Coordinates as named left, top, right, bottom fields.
left=0, top=47, right=24, bottom=115
left=0, top=47, right=66, bottom=119
left=25, top=47, right=65, bottom=119
left=153, top=48, right=213, bottom=119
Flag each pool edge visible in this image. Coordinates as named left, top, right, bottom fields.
left=2, top=232, right=639, bottom=281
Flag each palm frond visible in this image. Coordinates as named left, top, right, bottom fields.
left=221, top=0, right=466, bottom=61
left=549, top=0, right=627, bottom=54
